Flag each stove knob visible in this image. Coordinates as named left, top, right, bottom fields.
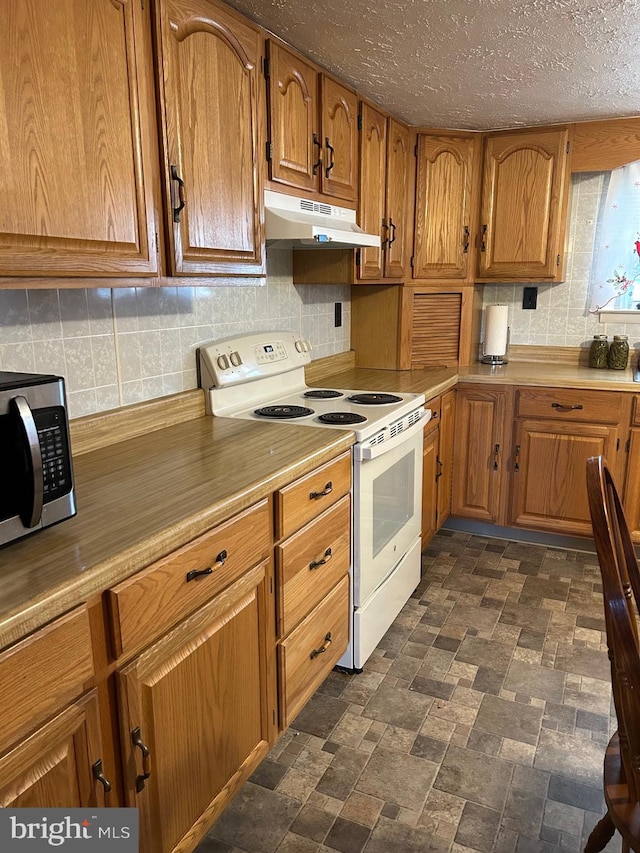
left=303, top=339, right=312, bottom=352
left=216, top=354, right=230, bottom=370
left=295, top=340, right=304, bottom=353
left=230, top=351, right=242, bottom=367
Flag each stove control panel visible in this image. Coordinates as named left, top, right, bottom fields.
left=198, top=331, right=311, bottom=390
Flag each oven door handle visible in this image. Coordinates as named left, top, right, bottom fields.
left=353, top=410, right=431, bottom=461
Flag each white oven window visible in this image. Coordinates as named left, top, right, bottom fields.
left=371, top=448, right=416, bottom=558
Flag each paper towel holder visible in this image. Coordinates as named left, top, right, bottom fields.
left=481, top=326, right=510, bottom=365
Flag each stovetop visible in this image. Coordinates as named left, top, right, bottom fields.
left=198, top=331, right=426, bottom=443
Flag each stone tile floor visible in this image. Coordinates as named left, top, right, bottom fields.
left=196, top=530, right=620, bottom=853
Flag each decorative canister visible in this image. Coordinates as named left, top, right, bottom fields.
left=588, top=335, right=609, bottom=368
left=608, top=335, right=629, bottom=370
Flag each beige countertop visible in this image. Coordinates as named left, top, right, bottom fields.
left=0, top=414, right=354, bottom=650
left=3, top=354, right=637, bottom=651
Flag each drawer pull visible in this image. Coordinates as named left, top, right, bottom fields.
left=493, top=443, right=500, bottom=471
left=310, top=481, right=333, bottom=500
left=92, top=759, right=112, bottom=794
left=309, top=548, right=332, bottom=570
left=551, top=403, right=583, bottom=412
left=132, top=727, right=152, bottom=792
left=310, top=632, right=332, bottom=660
left=185, top=550, right=227, bottom=582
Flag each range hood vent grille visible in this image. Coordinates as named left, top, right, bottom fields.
left=299, top=199, right=333, bottom=216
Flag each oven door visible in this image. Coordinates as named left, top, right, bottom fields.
left=352, top=412, right=426, bottom=607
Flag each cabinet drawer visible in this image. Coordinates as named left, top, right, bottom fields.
left=276, top=495, right=350, bottom=637
left=275, top=452, right=351, bottom=540
left=424, top=395, right=441, bottom=436
left=632, top=396, right=640, bottom=427
left=515, top=387, right=624, bottom=423
left=108, top=499, right=271, bottom=658
left=278, top=575, right=349, bottom=729
left=0, top=606, right=93, bottom=754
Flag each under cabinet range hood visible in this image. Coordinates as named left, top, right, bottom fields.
left=264, top=190, right=380, bottom=249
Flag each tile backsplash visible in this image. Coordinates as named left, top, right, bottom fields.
left=482, top=172, right=640, bottom=348
left=0, top=250, right=350, bottom=418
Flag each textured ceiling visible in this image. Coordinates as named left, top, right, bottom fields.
left=225, top=0, right=640, bottom=131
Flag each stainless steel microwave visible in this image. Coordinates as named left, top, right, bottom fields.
left=0, top=371, right=76, bottom=547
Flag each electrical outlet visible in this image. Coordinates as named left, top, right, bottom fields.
left=334, top=302, right=342, bottom=327
left=523, top=287, right=538, bottom=309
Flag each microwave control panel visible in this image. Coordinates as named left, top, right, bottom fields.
left=35, top=407, right=73, bottom=501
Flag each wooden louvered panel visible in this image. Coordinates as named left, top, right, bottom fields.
left=411, top=293, right=462, bottom=366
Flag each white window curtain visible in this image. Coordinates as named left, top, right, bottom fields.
left=589, top=159, right=640, bottom=313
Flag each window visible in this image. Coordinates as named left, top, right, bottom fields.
left=589, top=159, right=640, bottom=315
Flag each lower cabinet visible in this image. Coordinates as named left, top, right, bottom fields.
left=451, top=383, right=632, bottom=538
left=452, top=384, right=511, bottom=524
left=117, top=559, right=276, bottom=853
left=422, top=390, right=456, bottom=547
left=0, top=691, right=107, bottom=808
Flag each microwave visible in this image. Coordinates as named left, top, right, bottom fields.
left=0, top=371, right=76, bottom=547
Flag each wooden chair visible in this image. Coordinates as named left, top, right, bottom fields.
left=585, top=456, right=640, bottom=853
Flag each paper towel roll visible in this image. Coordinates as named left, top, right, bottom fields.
left=484, top=304, right=509, bottom=356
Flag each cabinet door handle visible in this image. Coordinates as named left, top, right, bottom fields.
left=312, top=133, right=323, bottom=175
left=388, top=218, right=396, bottom=247
left=310, top=632, right=332, bottom=659
left=310, top=481, right=333, bottom=500
left=436, top=456, right=443, bottom=481
left=186, top=550, right=227, bottom=582
left=325, top=137, right=335, bottom=177
left=551, top=403, right=583, bottom=411
left=170, top=165, right=186, bottom=223
left=463, top=224, right=470, bottom=253
left=310, top=548, right=332, bottom=570
left=132, top=727, right=152, bottom=793
left=92, top=759, right=112, bottom=794
left=514, top=443, right=520, bottom=472
left=493, top=443, right=500, bottom=470
left=481, top=223, right=487, bottom=252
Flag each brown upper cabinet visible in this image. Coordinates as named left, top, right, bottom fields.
left=358, top=105, right=411, bottom=280
left=412, top=134, right=479, bottom=281
left=266, top=42, right=358, bottom=204
left=477, top=126, right=571, bottom=281
left=0, top=0, right=159, bottom=278
left=154, top=0, right=265, bottom=276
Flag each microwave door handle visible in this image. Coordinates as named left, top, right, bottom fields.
left=11, top=396, right=43, bottom=528
left=354, top=410, right=431, bottom=462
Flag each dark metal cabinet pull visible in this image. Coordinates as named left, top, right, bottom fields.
left=325, top=137, right=335, bottom=177
left=514, top=444, right=521, bottom=472
left=310, top=481, right=333, bottom=500
left=388, top=218, right=396, bottom=246
left=312, top=134, right=323, bottom=175
left=186, top=550, right=227, bottom=582
left=551, top=402, right=583, bottom=412
left=493, top=443, right=500, bottom=471
left=463, top=224, right=470, bottom=253
left=481, top=223, right=487, bottom=252
left=436, top=457, right=443, bottom=481
left=132, top=727, right=152, bottom=793
left=310, top=632, right=332, bottom=659
left=170, top=165, right=186, bottom=223
left=92, top=759, right=112, bottom=794
left=309, top=548, right=332, bottom=570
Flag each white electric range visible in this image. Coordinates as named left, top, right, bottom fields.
left=198, top=331, right=430, bottom=671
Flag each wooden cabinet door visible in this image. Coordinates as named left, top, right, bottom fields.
left=0, top=0, right=158, bottom=277
left=157, top=0, right=265, bottom=275
left=320, top=76, right=358, bottom=203
left=413, top=135, right=475, bottom=280
left=0, top=692, right=107, bottom=809
left=437, top=389, right=456, bottom=529
left=623, top=428, right=640, bottom=542
left=510, top=419, right=623, bottom=535
left=384, top=119, right=410, bottom=278
left=267, top=41, right=318, bottom=194
left=452, top=387, right=509, bottom=524
left=422, top=424, right=439, bottom=546
left=358, top=103, right=387, bottom=279
left=118, top=560, right=276, bottom=853
left=478, top=127, right=570, bottom=280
